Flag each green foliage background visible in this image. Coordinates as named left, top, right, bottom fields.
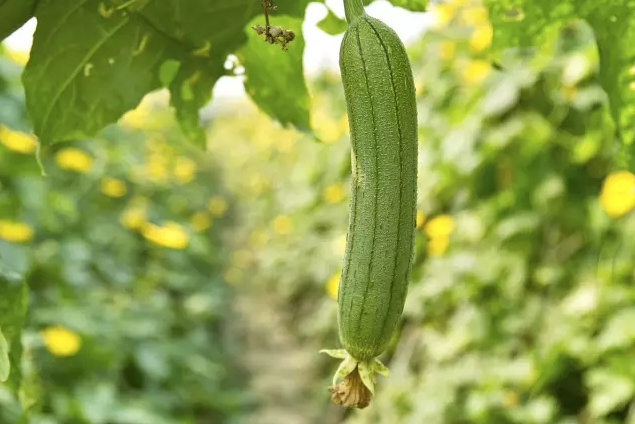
left=2, top=1, right=635, bottom=424
left=0, top=50, right=252, bottom=423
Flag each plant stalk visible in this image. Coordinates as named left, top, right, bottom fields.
left=343, top=0, right=365, bottom=23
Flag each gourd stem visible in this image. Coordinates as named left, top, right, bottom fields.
left=343, top=0, right=365, bottom=23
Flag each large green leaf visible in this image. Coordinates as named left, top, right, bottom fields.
left=22, top=0, right=170, bottom=144
left=0, top=0, right=37, bottom=41
left=238, top=15, right=312, bottom=135
left=21, top=0, right=430, bottom=147
left=485, top=0, right=635, bottom=166
left=22, top=0, right=314, bottom=147
left=0, top=275, right=27, bottom=393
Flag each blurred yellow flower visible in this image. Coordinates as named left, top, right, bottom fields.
left=100, top=177, right=127, bottom=198
left=190, top=212, right=211, bottom=231
left=0, top=126, right=37, bottom=154
left=208, top=196, right=228, bottom=216
left=146, top=152, right=168, bottom=183
left=55, top=148, right=93, bottom=173
left=326, top=272, right=340, bottom=299
left=416, top=210, right=426, bottom=229
left=224, top=267, right=242, bottom=285
left=439, top=40, right=456, bottom=61
left=314, top=110, right=342, bottom=143
left=431, top=1, right=457, bottom=27
left=41, top=326, right=81, bottom=357
left=600, top=171, right=635, bottom=218
left=339, top=115, right=349, bottom=134
left=323, top=183, right=346, bottom=204
left=0, top=220, right=33, bottom=243
left=120, top=100, right=151, bottom=129
left=415, top=80, right=424, bottom=96
left=273, top=215, right=293, bottom=235
left=428, top=236, right=450, bottom=256
left=120, top=204, right=147, bottom=230
left=425, top=214, right=454, bottom=256
left=460, top=60, right=491, bottom=85
left=469, top=24, right=493, bottom=52
left=174, top=157, right=197, bottom=183
left=141, top=221, right=189, bottom=249
left=424, top=215, right=455, bottom=238
left=460, top=4, right=489, bottom=25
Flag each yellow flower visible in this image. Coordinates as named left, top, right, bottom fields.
left=55, top=148, right=93, bottom=173
left=339, top=115, right=349, bottom=134
left=460, top=4, right=489, bottom=26
left=120, top=200, right=147, bottom=230
left=41, top=326, right=81, bottom=357
left=120, top=208, right=146, bottom=229
left=0, top=126, right=37, bottom=154
left=174, top=157, right=197, bottom=183
left=424, top=215, right=455, bottom=238
left=0, top=220, right=33, bottom=243
left=460, top=60, right=491, bottom=85
left=141, top=221, right=189, bottom=249
left=120, top=100, right=151, bottom=129
left=208, top=196, right=228, bottom=216
left=469, top=24, right=493, bottom=53
left=146, top=152, right=168, bottom=183
left=323, top=183, right=346, bottom=204
left=100, top=177, right=127, bottom=198
left=416, top=210, right=426, bottom=229
left=438, top=40, right=456, bottom=61
left=314, top=110, right=342, bottom=143
left=273, top=215, right=293, bottom=235
left=326, top=272, right=340, bottom=299
left=428, top=236, right=450, bottom=256
left=190, top=212, right=211, bottom=231
left=415, top=80, right=424, bottom=96
left=431, top=1, right=457, bottom=27
left=600, top=171, right=635, bottom=218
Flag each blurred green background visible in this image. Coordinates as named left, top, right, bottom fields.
left=3, top=1, right=635, bottom=424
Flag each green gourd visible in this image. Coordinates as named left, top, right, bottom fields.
left=321, top=0, right=418, bottom=409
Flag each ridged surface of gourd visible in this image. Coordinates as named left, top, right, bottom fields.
left=337, top=14, right=418, bottom=361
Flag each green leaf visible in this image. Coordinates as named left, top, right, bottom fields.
left=0, top=274, right=27, bottom=393
left=0, top=0, right=36, bottom=42
left=485, top=0, right=635, bottom=166
left=22, top=0, right=316, bottom=147
left=0, top=326, right=9, bottom=382
left=317, top=8, right=347, bottom=35
left=23, top=0, right=167, bottom=144
left=168, top=58, right=224, bottom=149
left=238, top=15, right=312, bottom=135
left=584, top=4, right=635, bottom=168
